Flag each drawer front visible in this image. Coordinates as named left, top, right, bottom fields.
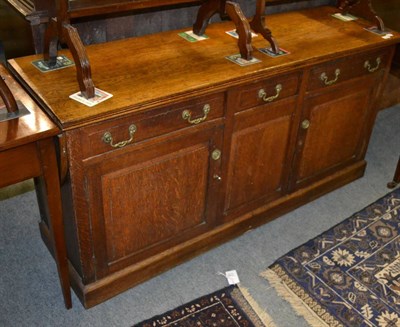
left=232, top=72, right=300, bottom=112
left=80, top=93, right=224, bottom=158
left=307, top=48, right=391, bottom=91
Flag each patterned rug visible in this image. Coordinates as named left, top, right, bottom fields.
left=262, top=188, right=400, bottom=327
left=133, top=285, right=275, bottom=326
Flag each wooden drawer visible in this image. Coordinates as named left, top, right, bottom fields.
left=307, top=48, right=391, bottom=91
left=79, top=93, right=224, bottom=158
left=231, top=72, right=300, bottom=112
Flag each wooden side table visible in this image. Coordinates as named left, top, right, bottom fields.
left=0, top=64, right=71, bottom=308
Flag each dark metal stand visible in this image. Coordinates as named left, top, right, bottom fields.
left=193, top=0, right=278, bottom=60
left=43, top=18, right=95, bottom=99
left=338, top=0, right=385, bottom=31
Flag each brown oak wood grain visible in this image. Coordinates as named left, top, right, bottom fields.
left=9, top=7, right=400, bottom=129
left=7, top=6, right=400, bottom=308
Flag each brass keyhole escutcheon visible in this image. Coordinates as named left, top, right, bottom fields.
left=213, top=174, right=222, bottom=181
left=212, top=149, right=221, bottom=161
left=301, top=119, right=310, bottom=130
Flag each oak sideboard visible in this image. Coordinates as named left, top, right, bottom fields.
left=8, top=6, right=400, bottom=308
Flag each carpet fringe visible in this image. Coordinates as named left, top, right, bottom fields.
left=237, top=285, right=277, bottom=327
left=260, top=269, right=329, bottom=327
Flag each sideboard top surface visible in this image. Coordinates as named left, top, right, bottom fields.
left=8, top=6, right=400, bottom=129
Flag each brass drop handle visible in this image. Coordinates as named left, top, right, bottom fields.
left=102, top=124, right=137, bottom=148
left=320, top=69, right=340, bottom=86
left=258, top=84, right=282, bottom=103
left=301, top=119, right=310, bottom=130
left=182, top=104, right=210, bottom=125
left=364, top=57, right=381, bottom=73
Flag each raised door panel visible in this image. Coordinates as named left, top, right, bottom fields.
left=294, top=77, right=376, bottom=188
left=102, top=144, right=208, bottom=262
left=224, top=98, right=296, bottom=217
left=85, top=126, right=223, bottom=278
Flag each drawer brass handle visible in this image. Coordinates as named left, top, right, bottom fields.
left=258, top=84, right=282, bottom=103
left=320, top=69, right=340, bottom=86
left=102, top=124, right=137, bottom=148
left=364, top=57, right=381, bottom=73
left=182, top=104, right=210, bottom=125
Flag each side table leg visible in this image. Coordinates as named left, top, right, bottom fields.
left=37, top=138, right=72, bottom=309
left=388, top=156, right=400, bottom=189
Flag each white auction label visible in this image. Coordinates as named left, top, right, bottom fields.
left=225, top=270, right=240, bottom=285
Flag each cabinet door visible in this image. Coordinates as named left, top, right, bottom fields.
left=84, top=126, right=223, bottom=278
left=292, top=77, right=377, bottom=189
left=224, top=97, right=297, bottom=218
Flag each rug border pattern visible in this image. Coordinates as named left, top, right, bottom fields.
left=134, top=284, right=276, bottom=327
left=261, top=188, right=400, bottom=327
